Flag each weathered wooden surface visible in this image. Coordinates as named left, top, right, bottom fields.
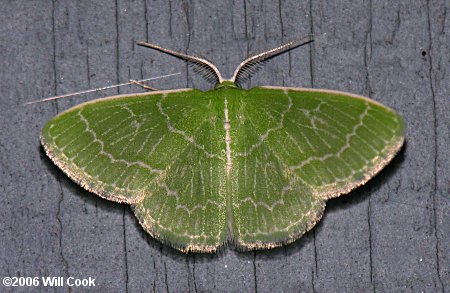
left=0, top=1, right=448, bottom=292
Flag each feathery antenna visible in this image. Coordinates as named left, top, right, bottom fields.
left=137, top=41, right=224, bottom=84
left=231, top=35, right=314, bottom=85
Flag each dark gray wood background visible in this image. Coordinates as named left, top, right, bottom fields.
left=0, top=1, right=448, bottom=292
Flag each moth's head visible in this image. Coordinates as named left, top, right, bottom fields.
left=214, top=81, right=241, bottom=90
left=137, top=35, right=313, bottom=89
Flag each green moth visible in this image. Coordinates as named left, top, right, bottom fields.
left=41, top=37, right=405, bottom=253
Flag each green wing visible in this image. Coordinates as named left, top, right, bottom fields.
left=41, top=89, right=229, bottom=252
left=229, top=86, right=404, bottom=249
left=41, top=86, right=404, bottom=252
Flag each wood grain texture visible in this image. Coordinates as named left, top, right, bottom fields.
left=0, top=0, right=448, bottom=292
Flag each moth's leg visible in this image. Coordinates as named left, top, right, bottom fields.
left=129, top=79, right=159, bottom=91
